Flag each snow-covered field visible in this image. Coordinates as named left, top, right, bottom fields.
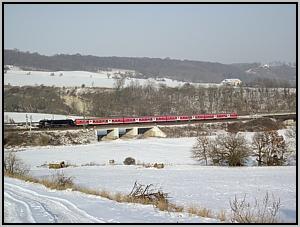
left=4, top=69, right=219, bottom=88
left=5, top=137, right=296, bottom=223
left=4, top=177, right=216, bottom=223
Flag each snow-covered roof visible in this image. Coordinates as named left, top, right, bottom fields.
left=221, top=78, right=242, bottom=82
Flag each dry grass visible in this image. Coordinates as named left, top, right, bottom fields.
left=186, top=205, right=213, bottom=218
left=113, top=192, right=126, bottom=203
left=99, top=190, right=114, bottom=200
left=217, top=210, right=227, bottom=222
left=5, top=171, right=74, bottom=190
left=158, top=202, right=184, bottom=213
left=230, top=193, right=281, bottom=223
left=155, top=200, right=169, bottom=211
left=74, top=186, right=99, bottom=196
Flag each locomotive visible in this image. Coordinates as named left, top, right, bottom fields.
left=38, top=119, right=76, bottom=128
left=38, top=113, right=238, bottom=128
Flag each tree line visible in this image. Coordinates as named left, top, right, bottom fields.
left=4, top=84, right=296, bottom=117
left=4, top=49, right=296, bottom=86
left=191, top=128, right=295, bottom=167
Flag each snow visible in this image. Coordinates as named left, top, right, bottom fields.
left=4, top=112, right=84, bottom=123
left=4, top=69, right=219, bottom=88
left=6, top=136, right=296, bottom=223
left=4, top=177, right=216, bottom=223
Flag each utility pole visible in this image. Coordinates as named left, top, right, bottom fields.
left=30, top=115, right=32, bottom=132
left=25, top=114, right=28, bottom=129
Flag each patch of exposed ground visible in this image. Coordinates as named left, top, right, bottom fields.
left=161, top=123, right=227, bottom=138
left=227, top=118, right=285, bottom=133
left=4, top=129, right=96, bottom=148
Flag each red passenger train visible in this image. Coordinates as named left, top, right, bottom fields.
left=74, top=113, right=238, bottom=126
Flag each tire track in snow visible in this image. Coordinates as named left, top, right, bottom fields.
left=5, top=182, right=105, bottom=223
left=5, top=190, right=58, bottom=223
left=4, top=192, right=36, bottom=223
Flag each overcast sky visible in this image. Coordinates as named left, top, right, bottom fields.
left=4, top=4, right=296, bottom=64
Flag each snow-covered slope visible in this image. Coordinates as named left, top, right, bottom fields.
left=4, top=177, right=217, bottom=223
left=4, top=69, right=219, bottom=88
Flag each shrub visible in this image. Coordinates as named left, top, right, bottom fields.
left=230, top=192, right=281, bottom=223
left=191, top=133, right=250, bottom=166
left=4, top=151, right=30, bottom=176
left=126, top=181, right=185, bottom=213
left=44, top=171, right=74, bottom=190
left=123, top=157, right=136, bottom=165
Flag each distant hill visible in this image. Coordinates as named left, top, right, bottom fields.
left=4, top=49, right=296, bottom=85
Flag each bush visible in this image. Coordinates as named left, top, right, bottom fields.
left=230, top=192, right=281, bottom=223
left=123, top=157, right=136, bottom=165
left=46, top=171, right=74, bottom=190
left=128, top=181, right=169, bottom=206
left=214, top=133, right=250, bottom=166
left=191, top=133, right=250, bottom=166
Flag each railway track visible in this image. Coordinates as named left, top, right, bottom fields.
left=4, top=112, right=295, bottom=133
left=4, top=118, right=244, bottom=132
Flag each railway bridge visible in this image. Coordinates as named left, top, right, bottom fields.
left=95, top=126, right=166, bottom=141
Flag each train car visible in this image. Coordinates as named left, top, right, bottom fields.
left=123, top=117, right=136, bottom=124
left=155, top=116, right=167, bottom=122
left=177, top=115, right=190, bottom=121
left=192, top=114, right=206, bottom=120
left=229, top=112, right=238, bottom=119
left=74, top=119, right=92, bottom=126
left=165, top=116, right=177, bottom=122
left=216, top=113, right=229, bottom=119
left=137, top=116, right=153, bottom=123
left=204, top=114, right=215, bottom=120
left=71, top=112, right=238, bottom=127
left=92, top=119, right=110, bottom=125
left=39, top=119, right=75, bottom=128
left=111, top=118, right=124, bottom=124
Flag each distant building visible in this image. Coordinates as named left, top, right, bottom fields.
left=221, top=78, right=242, bottom=86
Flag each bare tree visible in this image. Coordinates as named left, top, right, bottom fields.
left=252, top=131, right=287, bottom=166
left=4, top=152, right=29, bottom=175
left=192, top=133, right=250, bottom=166
left=114, top=76, right=126, bottom=91
left=191, top=136, right=210, bottom=165
left=215, top=133, right=250, bottom=166
left=285, top=126, right=296, bottom=152
left=252, top=132, right=270, bottom=166
left=264, top=131, right=286, bottom=166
